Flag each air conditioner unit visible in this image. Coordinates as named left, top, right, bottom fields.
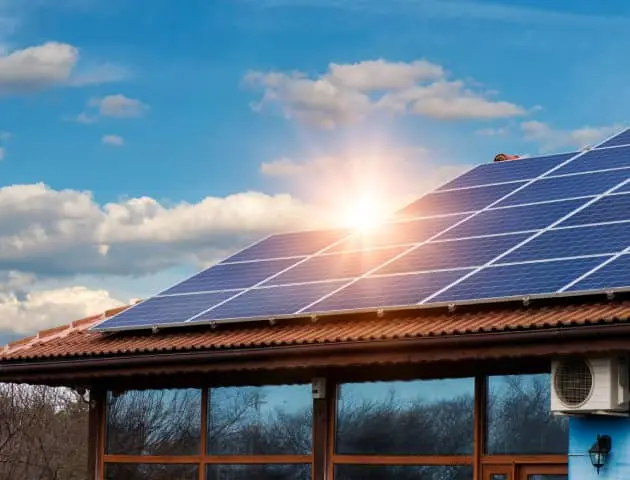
left=550, top=356, right=630, bottom=416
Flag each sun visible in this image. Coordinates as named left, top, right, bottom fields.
left=341, top=195, right=386, bottom=231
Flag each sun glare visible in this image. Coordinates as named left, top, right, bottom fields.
left=342, top=195, right=386, bottom=231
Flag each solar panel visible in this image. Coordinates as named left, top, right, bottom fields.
left=438, top=199, right=586, bottom=239
left=437, top=152, right=576, bottom=191
left=553, top=145, right=630, bottom=175
left=598, top=128, right=630, bottom=149
left=566, top=254, right=630, bottom=292
left=93, top=127, right=630, bottom=332
left=221, top=228, right=349, bottom=263
left=396, top=181, right=526, bottom=218
left=496, top=168, right=630, bottom=207
left=559, top=193, right=630, bottom=226
left=429, top=257, right=607, bottom=303
left=373, top=233, right=531, bottom=275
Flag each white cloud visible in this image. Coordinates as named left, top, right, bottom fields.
left=102, top=134, right=124, bottom=146
left=70, top=94, right=148, bottom=123
left=0, top=130, right=12, bottom=140
left=0, top=146, right=4, bottom=160
left=0, top=183, right=325, bottom=277
left=245, top=59, right=527, bottom=128
left=0, top=271, right=122, bottom=334
left=89, top=94, right=148, bottom=118
left=521, top=121, right=624, bottom=152
left=0, top=42, right=123, bottom=94
left=327, top=59, right=444, bottom=91
left=476, top=126, right=509, bottom=136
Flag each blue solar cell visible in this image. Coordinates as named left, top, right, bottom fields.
left=328, top=215, right=467, bottom=253
left=263, top=246, right=408, bottom=286
left=396, top=182, right=525, bottom=218
left=438, top=198, right=586, bottom=240
left=192, top=281, right=347, bottom=322
left=553, top=146, right=630, bottom=175
left=160, top=257, right=300, bottom=295
left=432, top=257, right=606, bottom=303
left=93, top=291, right=240, bottom=330
left=496, top=168, right=630, bottom=207
left=304, top=269, right=472, bottom=313
left=222, top=228, right=349, bottom=263
left=373, top=233, right=530, bottom=275
left=438, top=153, right=576, bottom=191
left=560, top=193, right=630, bottom=226
left=598, top=128, right=630, bottom=149
left=502, top=222, right=630, bottom=263
left=567, top=254, right=630, bottom=292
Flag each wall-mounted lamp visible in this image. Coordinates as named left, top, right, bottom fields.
left=589, top=434, right=612, bottom=475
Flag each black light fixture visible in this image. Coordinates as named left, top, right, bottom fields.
left=588, top=434, right=612, bottom=475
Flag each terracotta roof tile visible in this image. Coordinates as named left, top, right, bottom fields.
left=2, top=298, right=630, bottom=362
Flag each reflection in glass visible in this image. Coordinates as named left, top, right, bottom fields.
left=527, top=476, right=567, bottom=480
left=336, top=378, right=474, bottom=455
left=486, top=374, right=568, bottom=454
left=106, top=389, right=201, bottom=455
left=207, top=384, right=312, bottom=455
left=334, top=465, right=473, bottom=480
left=105, top=463, right=198, bottom=480
left=490, top=475, right=509, bottom=480
left=206, top=464, right=311, bottom=480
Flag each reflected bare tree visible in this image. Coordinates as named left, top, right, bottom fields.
left=0, top=384, right=88, bottom=480
left=0, top=374, right=568, bottom=480
left=106, top=388, right=201, bottom=456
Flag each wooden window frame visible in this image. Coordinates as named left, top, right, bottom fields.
left=97, top=386, right=314, bottom=480
left=94, top=371, right=569, bottom=480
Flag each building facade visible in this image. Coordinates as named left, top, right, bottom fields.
left=2, top=297, right=630, bottom=480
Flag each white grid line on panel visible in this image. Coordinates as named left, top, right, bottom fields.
left=182, top=222, right=391, bottom=323
left=147, top=252, right=622, bottom=300
left=421, top=153, right=630, bottom=303
left=295, top=151, right=589, bottom=314
left=558, top=246, right=630, bottom=292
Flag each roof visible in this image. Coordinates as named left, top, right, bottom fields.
left=4, top=295, right=630, bottom=363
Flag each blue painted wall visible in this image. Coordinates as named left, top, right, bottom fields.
left=570, top=416, right=630, bottom=480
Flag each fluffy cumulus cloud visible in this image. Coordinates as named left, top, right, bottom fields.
left=0, top=271, right=122, bottom=334
left=244, top=58, right=527, bottom=128
left=521, top=121, right=624, bottom=152
left=102, top=134, right=124, bottom=146
left=72, top=94, right=148, bottom=123
left=89, top=94, right=148, bottom=118
left=0, top=183, right=325, bottom=277
left=0, top=42, right=124, bottom=94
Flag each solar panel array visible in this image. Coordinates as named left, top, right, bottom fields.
left=93, top=128, right=630, bottom=332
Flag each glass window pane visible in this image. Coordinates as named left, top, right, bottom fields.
left=336, top=378, right=474, bottom=455
left=486, top=374, right=568, bottom=454
left=105, top=463, right=198, bottom=480
left=207, top=384, right=312, bottom=455
left=334, top=464, right=473, bottom=480
left=206, top=464, right=311, bottom=480
left=106, top=389, right=201, bottom=455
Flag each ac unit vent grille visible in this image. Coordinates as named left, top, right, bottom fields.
left=554, top=358, right=593, bottom=407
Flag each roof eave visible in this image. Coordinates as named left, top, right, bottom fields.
left=3, top=321, right=630, bottom=387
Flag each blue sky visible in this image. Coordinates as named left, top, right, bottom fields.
left=1, top=0, right=630, bottom=342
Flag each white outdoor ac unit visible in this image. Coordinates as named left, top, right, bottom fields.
left=550, top=356, right=630, bottom=416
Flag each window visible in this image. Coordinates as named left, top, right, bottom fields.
left=104, top=463, right=198, bottom=480
left=106, top=388, right=202, bottom=456
left=334, top=464, right=473, bottom=479
left=207, top=384, right=312, bottom=455
left=486, top=374, right=568, bottom=455
left=336, top=377, right=475, bottom=456
left=103, top=384, right=313, bottom=480
left=206, top=464, right=311, bottom=479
